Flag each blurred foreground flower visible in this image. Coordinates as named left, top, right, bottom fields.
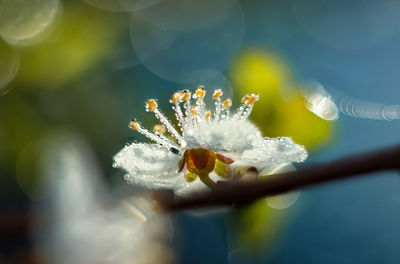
left=113, top=86, right=307, bottom=195
left=34, top=132, right=172, bottom=264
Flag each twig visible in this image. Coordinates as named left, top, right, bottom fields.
left=156, top=144, right=400, bottom=212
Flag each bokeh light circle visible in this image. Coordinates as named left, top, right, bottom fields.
left=81, top=0, right=159, bottom=12
left=260, top=164, right=301, bottom=210
left=292, top=0, right=400, bottom=50
left=0, top=0, right=60, bottom=45
left=0, top=41, right=19, bottom=93
left=130, top=0, right=244, bottom=83
left=16, top=139, right=50, bottom=199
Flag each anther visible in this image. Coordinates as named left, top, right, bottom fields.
left=212, top=89, right=223, bottom=99
left=195, top=85, right=206, bottom=99
left=181, top=90, right=191, bottom=101
left=190, top=107, right=199, bottom=116
left=222, top=99, right=232, bottom=109
left=129, top=120, right=140, bottom=131
left=205, top=111, right=211, bottom=121
left=242, top=94, right=259, bottom=105
left=154, top=124, right=166, bottom=134
left=170, top=92, right=181, bottom=104
left=146, top=99, right=158, bottom=112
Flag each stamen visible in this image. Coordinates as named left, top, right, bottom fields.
left=170, top=92, right=187, bottom=135
left=213, top=89, right=223, bottom=121
left=129, top=120, right=140, bottom=131
left=243, top=94, right=259, bottom=106
left=145, top=99, right=158, bottom=112
left=181, top=90, right=193, bottom=127
left=191, top=107, right=199, bottom=124
left=222, top=99, right=232, bottom=109
left=233, top=94, right=259, bottom=120
left=181, top=90, right=191, bottom=101
left=153, top=124, right=166, bottom=134
left=241, top=94, right=259, bottom=119
left=212, top=89, right=223, bottom=100
left=205, top=111, right=211, bottom=121
left=169, top=92, right=181, bottom=104
left=190, top=107, right=199, bottom=116
left=129, top=120, right=180, bottom=151
left=194, top=85, right=206, bottom=122
left=222, top=99, right=232, bottom=119
left=146, top=99, right=185, bottom=145
left=194, top=85, right=206, bottom=99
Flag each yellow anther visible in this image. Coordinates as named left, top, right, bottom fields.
left=242, top=94, right=259, bottom=105
left=190, top=107, right=199, bottom=116
left=181, top=90, right=191, bottom=101
left=222, top=99, right=232, bottom=109
left=212, top=89, right=223, bottom=99
left=170, top=92, right=181, bottom=104
left=205, top=111, right=211, bottom=121
left=154, top=124, right=166, bottom=134
left=129, top=121, right=140, bottom=131
left=195, top=85, right=206, bottom=99
left=146, top=99, right=158, bottom=111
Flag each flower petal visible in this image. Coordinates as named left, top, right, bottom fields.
left=216, top=153, right=235, bottom=164
left=214, top=159, right=233, bottom=179
left=184, top=169, right=198, bottom=182
left=186, top=119, right=262, bottom=153
left=234, top=137, right=307, bottom=170
left=113, top=143, right=182, bottom=189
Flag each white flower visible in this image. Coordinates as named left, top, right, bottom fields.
left=113, top=86, right=307, bottom=195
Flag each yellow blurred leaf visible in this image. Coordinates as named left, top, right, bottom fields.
left=229, top=198, right=287, bottom=253
left=230, top=49, right=333, bottom=149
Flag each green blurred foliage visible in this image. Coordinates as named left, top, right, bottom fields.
left=16, top=2, right=125, bottom=89
left=0, top=1, right=128, bottom=198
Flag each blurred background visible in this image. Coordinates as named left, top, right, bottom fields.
left=1, top=0, right=400, bottom=263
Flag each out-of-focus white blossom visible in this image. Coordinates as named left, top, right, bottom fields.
left=113, top=86, right=307, bottom=195
left=35, top=133, right=172, bottom=264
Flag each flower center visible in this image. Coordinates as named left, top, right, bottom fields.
left=178, top=148, right=234, bottom=188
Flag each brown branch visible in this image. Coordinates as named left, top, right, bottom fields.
left=156, top=144, right=400, bottom=212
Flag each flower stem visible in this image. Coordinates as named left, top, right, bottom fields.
left=157, top=144, right=400, bottom=212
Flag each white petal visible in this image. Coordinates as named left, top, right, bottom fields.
left=113, top=143, right=182, bottom=189
left=185, top=119, right=262, bottom=152
left=233, top=137, right=308, bottom=170
left=173, top=177, right=208, bottom=197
